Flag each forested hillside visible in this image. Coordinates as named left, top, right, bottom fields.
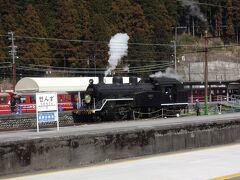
left=0, top=0, right=239, bottom=78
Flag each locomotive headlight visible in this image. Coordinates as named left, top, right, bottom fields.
left=85, top=94, right=91, bottom=104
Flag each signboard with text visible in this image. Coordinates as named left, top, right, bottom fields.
left=36, top=92, right=59, bottom=132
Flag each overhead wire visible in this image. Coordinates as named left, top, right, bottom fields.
left=187, top=1, right=240, bottom=10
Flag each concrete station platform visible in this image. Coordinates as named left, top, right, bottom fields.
left=0, top=112, right=240, bottom=141
left=0, top=113, right=240, bottom=177
left=4, top=143, right=240, bottom=180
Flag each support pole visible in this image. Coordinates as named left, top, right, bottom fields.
left=204, top=31, right=208, bottom=115
left=8, top=31, right=17, bottom=91
left=174, top=40, right=177, bottom=71
left=171, top=40, right=177, bottom=71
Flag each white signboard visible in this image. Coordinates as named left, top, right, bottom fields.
left=36, top=92, right=59, bottom=132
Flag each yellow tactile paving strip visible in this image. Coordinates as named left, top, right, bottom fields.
left=210, top=173, right=240, bottom=180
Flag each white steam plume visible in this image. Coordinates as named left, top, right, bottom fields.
left=105, top=33, right=130, bottom=76
left=123, top=64, right=129, bottom=72
left=180, top=0, right=206, bottom=22
left=150, top=67, right=182, bottom=80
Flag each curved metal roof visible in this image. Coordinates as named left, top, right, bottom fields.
left=15, top=77, right=99, bottom=92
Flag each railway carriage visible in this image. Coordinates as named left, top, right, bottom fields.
left=0, top=92, right=79, bottom=114
left=0, top=92, right=12, bottom=114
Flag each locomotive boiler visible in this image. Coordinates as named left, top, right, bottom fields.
left=72, top=76, right=188, bottom=122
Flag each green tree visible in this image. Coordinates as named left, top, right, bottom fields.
left=72, top=0, right=111, bottom=71
left=163, top=0, right=178, bottom=25
left=0, top=0, right=18, bottom=66
left=0, top=28, right=7, bottom=64
left=17, top=4, right=51, bottom=68
left=0, top=0, right=20, bottom=79
left=138, top=0, right=174, bottom=74
left=0, top=42, right=5, bottom=64
left=110, top=0, right=154, bottom=76
left=88, top=15, right=111, bottom=70
left=139, top=0, right=174, bottom=40
left=233, top=0, right=240, bottom=42
left=75, top=0, right=91, bottom=40
left=111, top=0, right=150, bottom=37
left=215, top=7, right=223, bottom=37
left=86, top=0, right=113, bottom=21
left=0, top=34, right=9, bottom=79
left=226, top=0, right=235, bottom=42
left=33, top=0, right=56, bottom=38
left=0, top=0, right=19, bottom=32
left=53, top=0, right=81, bottom=69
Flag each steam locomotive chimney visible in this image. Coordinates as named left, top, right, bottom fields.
left=113, top=76, right=123, bottom=84
left=99, top=76, right=104, bottom=84
left=129, top=76, right=138, bottom=84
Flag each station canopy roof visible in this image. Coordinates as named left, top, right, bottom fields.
left=15, top=77, right=99, bottom=93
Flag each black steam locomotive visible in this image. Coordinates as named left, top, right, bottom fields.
left=72, top=76, right=188, bottom=122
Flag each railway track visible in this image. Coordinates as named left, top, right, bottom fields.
left=0, top=111, right=75, bottom=131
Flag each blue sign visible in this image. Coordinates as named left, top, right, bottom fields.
left=38, top=112, right=56, bottom=122
left=36, top=92, right=59, bottom=132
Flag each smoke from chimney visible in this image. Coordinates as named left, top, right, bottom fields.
left=150, top=67, right=182, bottom=81
left=105, top=33, right=130, bottom=76
left=180, top=0, right=206, bottom=22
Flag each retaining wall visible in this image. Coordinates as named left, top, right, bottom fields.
left=0, top=118, right=240, bottom=177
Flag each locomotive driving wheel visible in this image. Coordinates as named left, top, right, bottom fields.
left=132, top=108, right=142, bottom=119
left=114, top=106, right=128, bottom=120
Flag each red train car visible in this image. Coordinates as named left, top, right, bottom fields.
left=187, top=85, right=228, bottom=103
left=0, top=92, right=79, bottom=114
left=0, top=77, right=106, bottom=115
left=185, top=81, right=240, bottom=103
left=57, top=92, right=79, bottom=111
left=0, top=92, right=12, bottom=114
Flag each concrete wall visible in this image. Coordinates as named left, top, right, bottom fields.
left=179, top=57, right=240, bottom=81
left=0, top=120, right=240, bottom=177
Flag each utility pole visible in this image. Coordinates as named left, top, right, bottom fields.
left=188, top=61, right=191, bottom=81
left=94, top=55, right=96, bottom=77
left=172, top=40, right=177, bottom=71
left=192, top=18, right=195, bottom=38
left=204, top=31, right=208, bottom=115
left=172, top=26, right=187, bottom=72
left=8, top=31, right=17, bottom=91
left=174, top=26, right=187, bottom=42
